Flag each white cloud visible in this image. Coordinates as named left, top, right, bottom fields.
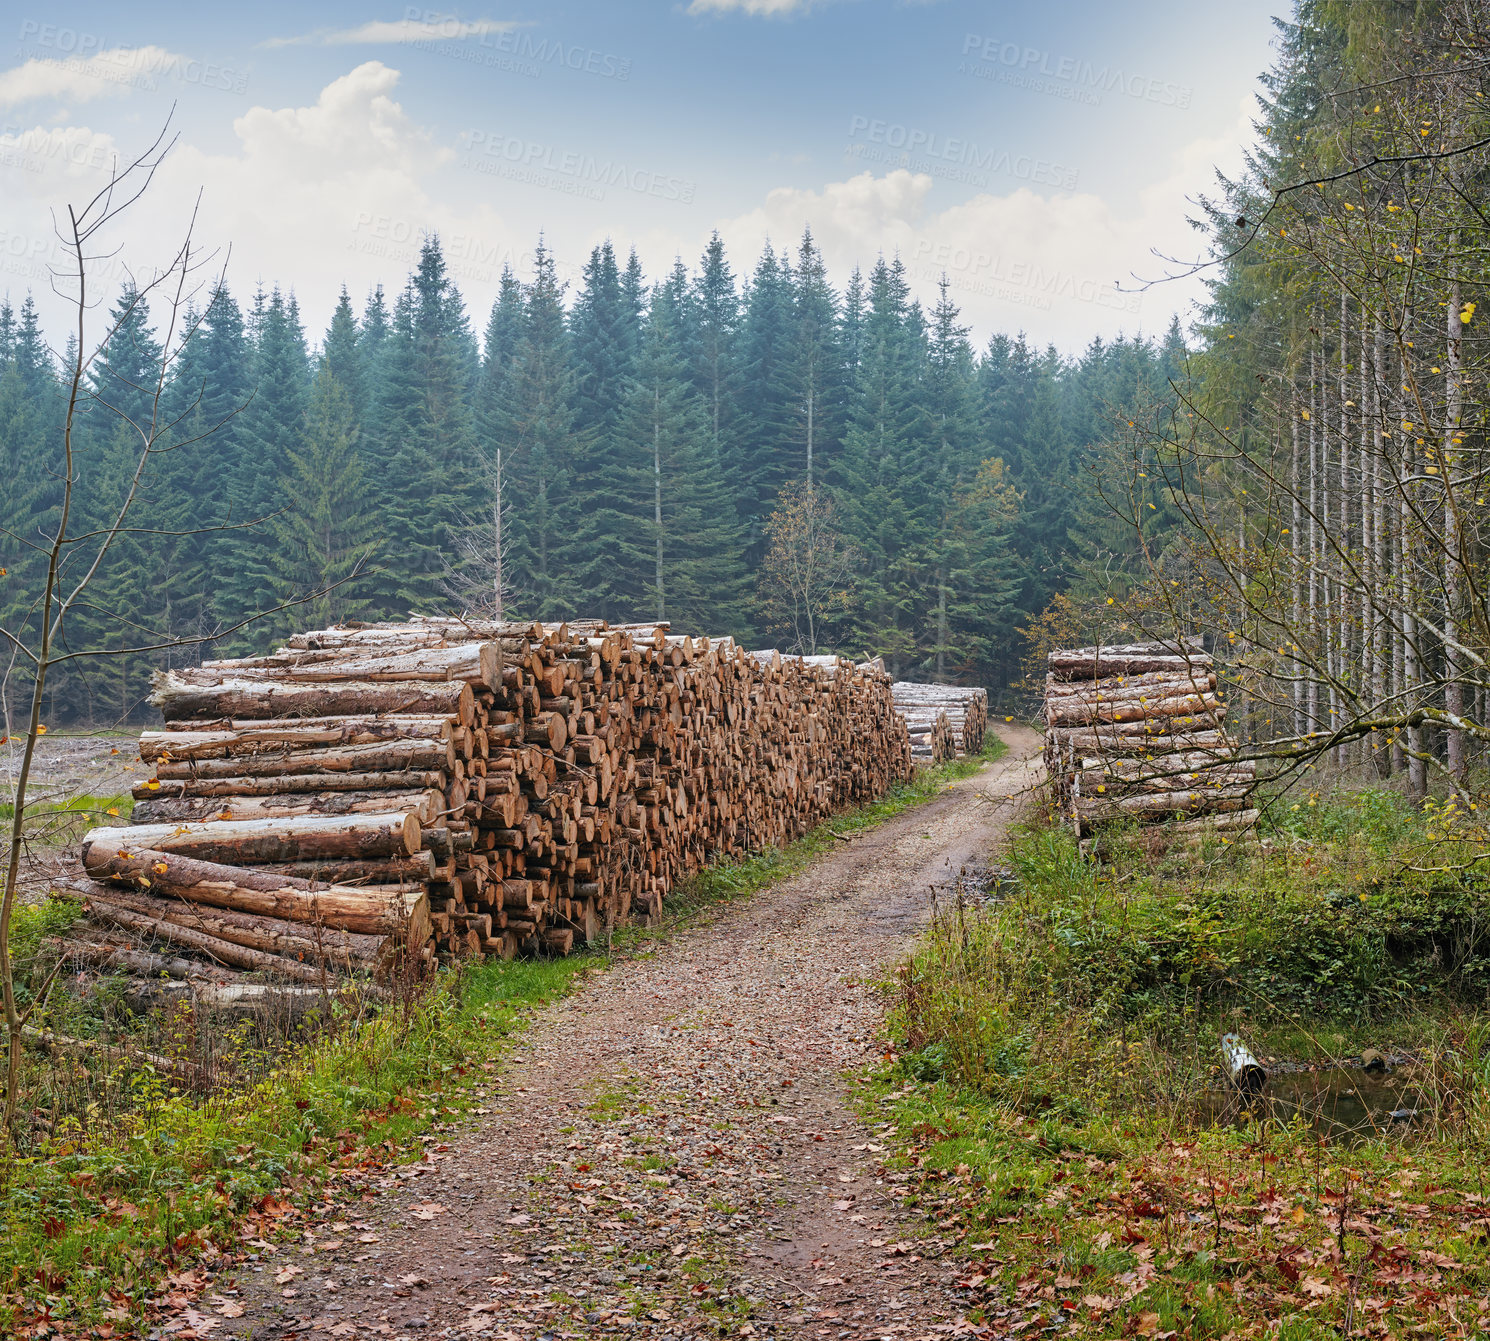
left=0, top=47, right=189, bottom=107
left=686, top=0, right=826, bottom=15
left=0, top=63, right=522, bottom=349
left=265, top=18, right=522, bottom=48
left=708, top=104, right=1248, bottom=347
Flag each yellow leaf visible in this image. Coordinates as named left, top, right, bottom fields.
left=105, top=807, right=119, bottom=817
left=35, top=724, right=46, bottom=735
left=1301, top=410, right=1310, bottom=420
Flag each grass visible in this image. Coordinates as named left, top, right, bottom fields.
left=0, top=738, right=1008, bottom=1336
left=871, top=784, right=1490, bottom=1337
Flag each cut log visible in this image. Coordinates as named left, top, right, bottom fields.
left=85, top=895, right=337, bottom=983
left=255, top=852, right=436, bottom=884
left=152, top=739, right=455, bottom=778
left=132, top=788, right=445, bottom=826
left=138, top=716, right=455, bottom=761
left=81, top=812, right=422, bottom=865
left=73, top=885, right=382, bottom=965
left=151, top=672, right=474, bottom=725
left=80, top=845, right=429, bottom=941
left=195, top=641, right=502, bottom=691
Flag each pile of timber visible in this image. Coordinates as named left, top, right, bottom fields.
left=70, top=617, right=912, bottom=979
left=891, top=683, right=989, bottom=761
left=1042, top=639, right=1257, bottom=835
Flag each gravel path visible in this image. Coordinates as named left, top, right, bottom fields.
left=224, top=726, right=1041, bottom=1341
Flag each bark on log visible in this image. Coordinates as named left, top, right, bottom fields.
left=82, top=812, right=422, bottom=864
left=138, top=717, right=456, bottom=761
left=80, top=845, right=429, bottom=940
left=85, top=895, right=337, bottom=983
left=75, top=885, right=382, bottom=964
left=132, top=788, right=444, bottom=826
left=196, top=642, right=502, bottom=691
left=151, top=673, right=474, bottom=725
left=152, top=739, right=455, bottom=779
left=138, top=770, right=447, bottom=799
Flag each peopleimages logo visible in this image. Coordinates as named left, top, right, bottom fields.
left=958, top=35, right=1192, bottom=110
left=910, top=240, right=1143, bottom=315
left=846, top=116, right=1078, bottom=191
left=458, top=131, right=696, bottom=204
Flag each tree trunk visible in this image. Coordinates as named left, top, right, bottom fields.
left=80, top=844, right=430, bottom=940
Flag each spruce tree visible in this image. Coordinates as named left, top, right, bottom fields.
left=735, top=243, right=796, bottom=552
left=216, top=288, right=311, bottom=643
left=687, top=232, right=742, bottom=485
left=322, top=287, right=365, bottom=420
left=501, top=242, right=580, bottom=616
left=835, top=259, right=937, bottom=671
left=266, top=365, right=380, bottom=631
left=784, top=229, right=843, bottom=489
left=611, top=286, right=749, bottom=627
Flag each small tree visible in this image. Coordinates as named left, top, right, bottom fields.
left=0, top=126, right=362, bottom=1139
left=758, top=482, right=857, bottom=654
left=440, top=446, right=513, bottom=619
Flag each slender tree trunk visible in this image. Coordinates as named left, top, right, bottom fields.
left=653, top=387, right=665, bottom=623
left=1291, top=401, right=1304, bottom=736
left=1308, top=344, right=1320, bottom=733
left=1445, top=274, right=1465, bottom=777
left=1400, top=315, right=1424, bottom=798
left=805, top=381, right=815, bottom=489
left=935, top=570, right=948, bottom=682
left=493, top=448, right=506, bottom=621
left=1338, top=291, right=1351, bottom=768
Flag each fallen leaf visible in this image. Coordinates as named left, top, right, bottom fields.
left=410, top=1202, right=446, bottom=1221
left=1301, top=1276, right=1332, bottom=1298
left=210, top=1297, right=245, bottom=1319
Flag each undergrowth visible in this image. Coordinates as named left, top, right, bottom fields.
left=876, top=785, right=1490, bottom=1337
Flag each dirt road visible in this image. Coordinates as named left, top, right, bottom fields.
left=226, top=726, right=1041, bottom=1341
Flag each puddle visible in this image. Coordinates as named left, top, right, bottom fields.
left=1200, top=1064, right=1432, bottom=1142
left=928, top=863, right=1016, bottom=907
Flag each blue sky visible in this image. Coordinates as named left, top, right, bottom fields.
left=0, top=0, right=1283, bottom=352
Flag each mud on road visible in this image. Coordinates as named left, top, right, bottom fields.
left=225, top=726, right=1042, bottom=1341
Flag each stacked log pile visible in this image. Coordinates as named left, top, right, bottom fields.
left=1042, top=640, right=1258, bottom=835
left=72, top=617, right=912, bottom=977
left=891, top=683, right=989, bottom=761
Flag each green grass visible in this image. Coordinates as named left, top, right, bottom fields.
left=0, top=793, right=134, bottom=845
left=0, top=953, right=592, bottom=1336
left=873, top=785, right=1490, bottom=1337
left=0, top=736, right=1009, bottom=1334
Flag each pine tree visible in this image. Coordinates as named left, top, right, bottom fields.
left=322, top=287, right=365, bottom=420
left=784, top=229, right=843, bottom=489
left=611, top=286, right=749, bottom=627
left=266, top=366, right=380, bottom=632
left=216, top=288, right=311, bottom=643
left=835, top=258, right=935, bottom=673
left=501, top=242, right=581, bottom=616
left=367, top=238, right=482, bottom=615
left=735, top=243, right=797, bottom=553
left=687, top=232, right=743, bottom=490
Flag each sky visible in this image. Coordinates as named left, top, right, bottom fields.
left=0, top=0, right=1284, bottom=356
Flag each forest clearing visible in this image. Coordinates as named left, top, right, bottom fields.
left=7, top=1, right=1490, bottom=1338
